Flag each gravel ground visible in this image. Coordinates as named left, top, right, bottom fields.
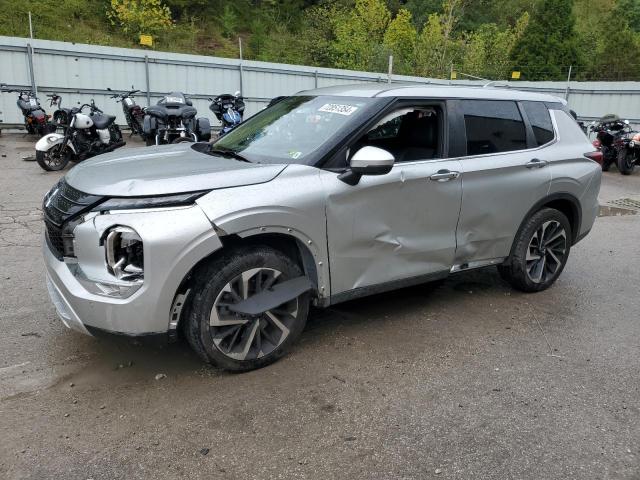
left=1, top=133, right=639, bottom=480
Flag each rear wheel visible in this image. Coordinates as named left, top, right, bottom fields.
left=601, top=146, right=613, bottom=171
left=617, top=149, right=635, bottom=175
left=36, top=145, right=72, bottom=171
left=498, top=208, right=571, bottom=292
left=185, top=246, right=310, bottom=372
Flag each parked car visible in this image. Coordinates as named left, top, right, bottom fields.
left=42, top=85, right=601, bottom=371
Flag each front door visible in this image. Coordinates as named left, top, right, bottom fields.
left=320, top=104, right=463, bottom=298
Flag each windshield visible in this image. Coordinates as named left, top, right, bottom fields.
left=212, top=95, right=380, bottom=165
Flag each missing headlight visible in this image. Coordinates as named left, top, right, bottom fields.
left=104, top=226, right=144, bottom=281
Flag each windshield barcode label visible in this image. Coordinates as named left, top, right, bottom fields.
left=318, top=104, right=358, bottom=116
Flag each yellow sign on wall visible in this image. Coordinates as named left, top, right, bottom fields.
left=140, top=35, right=153, bottom=47
left=511, top=71, right=521, bottom=80
left=450, top=71, right=457, bottom=80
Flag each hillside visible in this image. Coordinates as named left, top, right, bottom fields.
left=1, top=0, right=639, bottom=81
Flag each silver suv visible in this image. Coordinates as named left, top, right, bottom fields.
left=42, top=85, right=601, bottom=371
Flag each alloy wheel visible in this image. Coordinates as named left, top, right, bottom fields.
left=526, top=220, right=567, bottom=284
left=209, top=268, right=300, bottom=361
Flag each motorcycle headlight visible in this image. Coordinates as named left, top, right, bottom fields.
left=93, top=191, right=208, bottom=212
left=104, top=226, right=144, bottom=281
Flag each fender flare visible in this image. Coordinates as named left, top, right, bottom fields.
left=506, top=192, right=582, bottom=261
left=35, top=133, right=77, bottom=154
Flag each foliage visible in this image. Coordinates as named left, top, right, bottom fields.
left=333, top=0, right=391, bottom=71
left=107, top=0, right=174, bottom=39
left=462, top=12, right=529, bottom=79
left=0, top=0, right=637, bottom=81
left=383, top=9, right=418, bottom=74
left=510, top=0, right=580, bottom=80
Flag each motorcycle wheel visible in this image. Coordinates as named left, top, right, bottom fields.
left=171, top=137, right=194, bottom=144
left=36, top=145, right=72, bottom=171
left=601, top=146, right=613, bottom=172
left=145, top=136, right=156, bottom=146
left=618, top=150, right=636, bottom=175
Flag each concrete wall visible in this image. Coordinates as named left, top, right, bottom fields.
left=1, top=36, right=639, bottom=131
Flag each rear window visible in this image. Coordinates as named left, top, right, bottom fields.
left=522, top=101, right=554, bottom=146
left=462, top=100, right=527, bottom=155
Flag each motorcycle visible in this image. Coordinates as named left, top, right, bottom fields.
left=107, top=87, right=146, bottom=139
left=209, top=91, right=245, bottom=137
left=589, top=114, right=639, bottom=175
left=143, top=91, right=211, bottom=146
left=1, top=85, right=53, bottom=136
left=35, top=99, right=125, bottom=171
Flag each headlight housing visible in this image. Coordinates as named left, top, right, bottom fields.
left=104, top=226, right=144, bottom=281
left=93, top=191, right=208, bottom=212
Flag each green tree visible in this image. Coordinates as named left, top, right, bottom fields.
left=333, top=0, right=391, bottom=71
left=462, top=12, right=528, bottom=79
left=510, top=0, right=580, bottom=80
left=107, top=0, right=174, bottom=39
left=415, top=0, right=465, bottom=78
left=383, top=9, right=418, bottom=74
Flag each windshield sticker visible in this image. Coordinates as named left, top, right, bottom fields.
left=288, top=150, right=302, bottom=159
left=165, top=96, right=184, bottom=104
left=318, top=104, right=358, bottom=116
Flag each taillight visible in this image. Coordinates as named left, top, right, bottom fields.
left=584, top=151, right=603, bottom=165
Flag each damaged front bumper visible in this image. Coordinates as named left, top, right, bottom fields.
left=43, top=204, right=223, bottom=337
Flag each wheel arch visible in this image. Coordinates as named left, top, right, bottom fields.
left=168, top=231, right=323, bottom=340
left=507, top=192, right=582, bottom=261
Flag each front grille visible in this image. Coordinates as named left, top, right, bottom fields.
left=45, top=220, right=65, bottom=258
left=43, top=179, right=103, bottom=258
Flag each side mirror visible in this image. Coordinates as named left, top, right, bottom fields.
left=338, top=146, right=394, bottom=185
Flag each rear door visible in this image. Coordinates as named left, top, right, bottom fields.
left=450, top=99, right=552, bottom=266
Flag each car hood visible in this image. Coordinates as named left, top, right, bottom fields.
left=64, top=143, right=287, bottom=196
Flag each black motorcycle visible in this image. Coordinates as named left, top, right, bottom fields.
left=35, top=99, right=125, bottom=171
left=143, top=91, right=211, bottom=146
left=1, top=85, right=53, bottom=135
left=107, top=87, right=146, bottom=139
left=209, top=92, right=245, bottom=137
left=589, top=114, right=639, bottom=175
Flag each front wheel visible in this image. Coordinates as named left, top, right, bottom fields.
left=498, top=208, right=571, bottom=293
left=35, top=145, right=72, bottom=171
left=185, top=246, right=310, bottom=372
left=617, top=149, right=636, bottom=175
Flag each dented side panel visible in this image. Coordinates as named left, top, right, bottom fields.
left=454, top=143, right=552, bottom=265
left=321, top=159, right=463, bottom=296
left=196, top=165, right=331, bottom=297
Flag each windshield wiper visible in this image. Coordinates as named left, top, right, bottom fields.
left=209, top=146, right=251, bottom=163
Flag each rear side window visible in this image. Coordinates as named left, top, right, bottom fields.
left=462, top=100, right=527, bottom=155
left=522, top=101, right=554, bottom=146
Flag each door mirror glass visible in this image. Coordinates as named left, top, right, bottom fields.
left=350, top=146, right=394, bottom=175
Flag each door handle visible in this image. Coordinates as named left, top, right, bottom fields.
left=525, top=158, right=548, bottom=169
left=430, top=169, right=460, bottom=181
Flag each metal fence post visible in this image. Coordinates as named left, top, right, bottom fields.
left=314, top=70, right=318, bottom=89
left=26, top=43, right=37, bottom=95
left=564, top=65, right=572, bottom=101
left=144, top=55, right=151, bottom=106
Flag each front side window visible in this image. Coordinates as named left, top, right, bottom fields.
left=213, top=95, right=380, bottom=165
left=522, top=101, right=555, bottom=146
left=462, top=100, right=527, bottom=155
left=355, top=106, right=442, bottom=163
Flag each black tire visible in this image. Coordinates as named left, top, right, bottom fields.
left=617, top=149, right=635, bottom=175
left=601, top=146, right=612, bottom=171
left=36, top=146, right=72, bottom=171
left=184, top=246, right=310, bottom=372
left=498, top=208, right=572, bottom=293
